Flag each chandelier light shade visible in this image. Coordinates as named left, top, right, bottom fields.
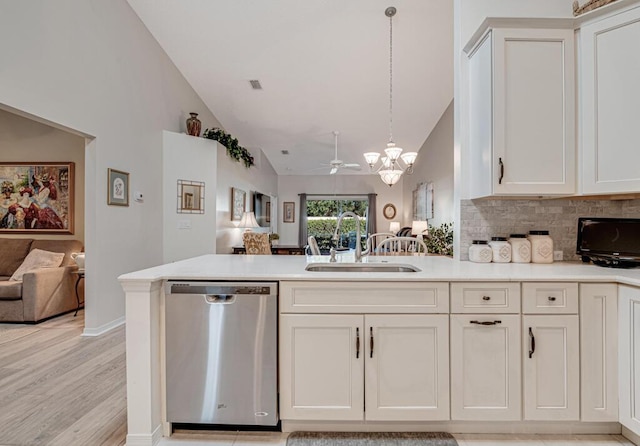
left=364, top=6, right=418, bottom=187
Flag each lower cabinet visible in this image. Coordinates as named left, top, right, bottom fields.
left=522, top=315, right=579, bottom=420
left=619, top=285, right=640, bottom=437
left=450, top=314, right=522, bottom=420
left=279, top=313, right=449, bottom=421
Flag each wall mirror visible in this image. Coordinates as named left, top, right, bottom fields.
left=253, top=191, right=273, bottom=228
left=177, top=179, right=204, bottom=214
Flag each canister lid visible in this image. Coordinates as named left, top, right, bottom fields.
left=528, top=230, right=549, bottom=235
left=472, top=240, right=488, bottom=244
left=491, top=236, right=508, bottom=241
left=509, top=234, right=527, bottom=238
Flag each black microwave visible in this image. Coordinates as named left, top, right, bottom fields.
left=577, top=217, right=640, bottom=268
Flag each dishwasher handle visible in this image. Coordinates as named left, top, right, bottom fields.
left=205, top=294, right=236, bottom=304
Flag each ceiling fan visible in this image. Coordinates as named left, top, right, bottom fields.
left=324, top=131, right=362, bottom=175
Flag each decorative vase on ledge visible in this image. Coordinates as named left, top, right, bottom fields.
left=186, top=112, right=201, bottom=137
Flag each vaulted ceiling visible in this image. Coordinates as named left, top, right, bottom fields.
left=127, top=0, right=453, bottom=176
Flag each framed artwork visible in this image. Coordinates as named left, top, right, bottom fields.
left=0, top=162, right=74, bottom=234
left=107, top=168, right=129, bottom=206
left=177, top=179, right=204, bottom=214
left=412, top=182, right=434, bottom=221
left=382, top=203, right=397, bottom=220
left=283, top=201, right=295, bottom=223
left=231, top=187, right=246, bottom=221
left=265, top=201, right=271, bottom=223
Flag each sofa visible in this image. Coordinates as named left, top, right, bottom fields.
left=0, top=238, right=84, bottom=323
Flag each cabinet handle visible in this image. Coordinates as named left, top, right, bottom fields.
left=370, top=327, right=374, bottom=358
left=498, top=157, right=504, bottom=185
left=356, top=327, right=360, bottom=359
left=482, top=295, right=491, bottom=301
left=548, top=296, right=557, bottom=302
left=470, top=320, right=502, bottom=326
left=529, top=327, right=536, bottom=358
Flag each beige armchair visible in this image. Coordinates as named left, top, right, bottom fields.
left=242, top=232, right=272, bottom=255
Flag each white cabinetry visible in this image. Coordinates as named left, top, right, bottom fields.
left=619, top=285, right=640, bottom=437
left=467, top=27, right=575, bottom=197
left=522, top=283, right=579, bottom=420
left=450, top=283, right=521, bottom=420
left=580, top=283, right=618, bottom=422
left=581, top=5, right=640, bottom=194
left=279, top=282, right=449, bottom=422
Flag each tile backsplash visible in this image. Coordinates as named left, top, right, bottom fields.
left=459, top=198, right=640, bottom=261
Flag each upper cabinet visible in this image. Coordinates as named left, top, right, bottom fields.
left=580, top=5, right=640, bottom=194
left=467, top=27, right=576, bottom=198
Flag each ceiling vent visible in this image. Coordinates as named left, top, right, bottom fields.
left=281, top=150, right=289, bottom=155
left=249, top=80, right=262, bottom=90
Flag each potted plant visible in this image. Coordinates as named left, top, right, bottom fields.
left=269, top=233, right=280, bottom=246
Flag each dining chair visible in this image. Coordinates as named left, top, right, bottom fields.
left=365, top=232, right=396, bottom=254
left=242, top=232, right=272, bottom=255
left=377, top=236, right=428, bottom=256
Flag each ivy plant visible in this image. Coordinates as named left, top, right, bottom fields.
left=203, top=128, right=254, bottom=168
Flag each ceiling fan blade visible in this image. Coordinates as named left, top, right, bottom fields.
left=343, top=164, right=362, bottom=171
left=329, top=167, right=338, bottom=175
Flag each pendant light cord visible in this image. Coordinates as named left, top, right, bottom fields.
left=389, top=11, right=393, bottom=144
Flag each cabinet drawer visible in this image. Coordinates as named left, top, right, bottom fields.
left=522, top=282, right=578, bottom=314
left=450, top=282, right=520, bottom=313
left=280, top=281, right=449, bottom=314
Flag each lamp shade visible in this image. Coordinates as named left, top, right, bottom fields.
left=379, top=169, right=403, bottom=186
left=239, top=211, right=259, bottom=229
left=411, top=220, right=429, bottom=236
left=364, top=152, right=381, bottom=167
left=389, top=221, right=401, bottom=233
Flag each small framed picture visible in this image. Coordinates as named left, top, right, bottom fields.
left=231, top=187, right=246, bottom=221
left=177, top=179, right=204, bottom=214
left=107, top=168, right=129, bottom=206
left=283, top=201, right=295, bottom=223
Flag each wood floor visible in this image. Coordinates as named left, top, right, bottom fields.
left=0, top=311, right=126, bottom=446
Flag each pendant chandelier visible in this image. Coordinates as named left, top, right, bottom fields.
left=364, top=6, right=418, bottom=187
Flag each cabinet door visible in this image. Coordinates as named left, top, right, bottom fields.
left=619, top=285, right=640, bottom=436
left=523, top=315, right=579, bottom=420
left=581, top=7, right=640, bottom=194
left=365, top=315, right=449, bottom=421
left=450, top=314, right=521, bottom=420
left=279, top=314, right=364, bottom=420
left=492, top=28, right=575, bottom=196
left=580, top=284, right=618, bottom=422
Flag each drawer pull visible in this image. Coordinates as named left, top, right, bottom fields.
left=548, top=296, right=557, bottom=302
left=356, top=327, right=360, bottom=359
left=498, top=157, right=504, bottom=184
left=529, top=327, right=536, bottom=358
left=470, top=320, right=502, bottom=326
left=370, top=327, right=374, bottom=358
left=482, top=296, right=491, bottom=301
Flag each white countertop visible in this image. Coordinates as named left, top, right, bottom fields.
left=118, top=254, right=640, bottom=287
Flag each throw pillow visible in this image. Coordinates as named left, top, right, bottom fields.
left=9, top=249, right=65, bottom=281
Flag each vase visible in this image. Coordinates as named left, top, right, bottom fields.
left=186, top=112, right=201, bottom=137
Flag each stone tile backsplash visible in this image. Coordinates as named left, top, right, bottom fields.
left=460, top=198, right=640, bottom=261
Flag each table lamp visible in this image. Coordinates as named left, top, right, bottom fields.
left=389, top=221, right=401, bottom=234
left=239, top=211, right=260, bottom=232
left=411, top=220, right=429, bottom=241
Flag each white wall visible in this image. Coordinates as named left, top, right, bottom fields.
left=0, top=1, right=223, bottom=333
left=402, top=100, right=454, bottom=228
left=277, top=175, right=405, bottom=246
left=0, top=109, right=86, bottom=242
left=162, top=131, right=218, bottom=262
left=216, top=147, right=278, bottom=253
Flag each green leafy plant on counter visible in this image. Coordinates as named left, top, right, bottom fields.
left=203, top=128, right=254, bottom=168
left=425, top=222, right=454, bottom=257
left=269, top=233, right=280, bottom=242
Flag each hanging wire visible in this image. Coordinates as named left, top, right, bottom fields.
left=388, top=9, right=394, bottom=143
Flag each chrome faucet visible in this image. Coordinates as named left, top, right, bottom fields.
left=333, top=211, right=367, bottom=262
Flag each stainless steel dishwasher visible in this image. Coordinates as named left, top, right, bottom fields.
left=165, top=281, right=278, bottom=426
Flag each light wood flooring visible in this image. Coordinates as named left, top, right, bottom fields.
left=0, top=310, right=126, bottom=446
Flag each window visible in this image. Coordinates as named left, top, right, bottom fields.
left=306, top=197, right=369, bottom=253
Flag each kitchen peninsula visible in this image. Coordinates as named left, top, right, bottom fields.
left=119, top=254, right=640, bottom=446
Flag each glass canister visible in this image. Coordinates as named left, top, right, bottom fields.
left=469, top=240, right=492, bottom=263
left=528, top=230, right=554, bottom=263
left=509, top=234, right=531, bottom=263
left=489, top=236, right=512, bottom=263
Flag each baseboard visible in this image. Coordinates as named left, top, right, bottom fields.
left=125, top=424, right=162, bottom=446
left=281, top=420, right=622, bottom=434
left=82, top=316, right=125, bottom=337
left=622, top=426, right=640, bottom=446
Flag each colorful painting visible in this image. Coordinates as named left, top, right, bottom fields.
left=0, top=162, right=74, bottom=234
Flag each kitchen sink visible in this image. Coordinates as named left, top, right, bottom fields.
left=305, top=263, right=421, bottom=273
